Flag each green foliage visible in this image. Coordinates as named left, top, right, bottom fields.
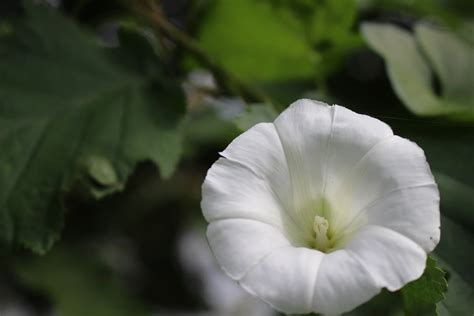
left=196, top=0, right=361, bottom=84
left=16, top=247, right=150, bottom=316
left=306, top=0, right=363, bottom=85
left=362, top=23, right=474, bottom=120
left=269, top=0, right=362, bottom=85
left=0, top=2, right=185, bottom=253
left=197, top=0, right=316, bottom=82
left=402, top=256, right=447, bottom=316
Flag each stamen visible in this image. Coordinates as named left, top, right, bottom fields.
left=313, top=215, right=330, bottom=251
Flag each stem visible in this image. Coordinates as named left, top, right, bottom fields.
left=134, top=0, right=273, bottom=106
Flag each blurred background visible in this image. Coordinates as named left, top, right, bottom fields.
left=0, top=0, right=473, bottom=315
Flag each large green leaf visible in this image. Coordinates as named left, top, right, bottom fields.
left=0, top=2, right=185, bottom=253
left=307, top=0, right=362, bottom=84
left=269, top=0, right=362, bottom=84
left=361, top=23, right=474, bottom=120
left=196, top=0, right=361, bottom=85
left=196, top=0, right=316, bottom=82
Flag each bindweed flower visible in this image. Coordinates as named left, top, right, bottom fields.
left=201, top=99, right=440, bottom=314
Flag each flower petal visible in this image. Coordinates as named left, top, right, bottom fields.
left=272, top=101, right=394, bottom=231
left=240, top=247, right=324, bottom=314
left=207, top=218, right=291, bottom=280
left=201, top=157, right=306, bottom=244
left=273, top=99, right=334, bottom=228
left=219, top=122, right=292, bottom=214
left=331, top=136, right=437, bottom=236
left=346, top=225, right=427, bottom=291
left=364, top=184, right=440, bottom=252
left=324, top=105, right=393, bottom=201
left=312, top=250, right=380, bottom=314
left=201, top=157, right=283, bottom=227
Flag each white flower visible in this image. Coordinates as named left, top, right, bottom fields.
left=201, top=99, right=440, bottom=314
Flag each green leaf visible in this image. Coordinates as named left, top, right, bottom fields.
left=308, top=0, right=362, bottom=82
left=309, top=0, right=357, bottom=42
left=195, top=0, right=361, bottom=87
left=361, top=23, right=474, bottom=120
left=234, top=103, right=278, bottom=131
left=402, top=256, right=448, bottom=316
left=0, top=2, right=185, bottom=253
left=197, top=0, right=317, bottom=82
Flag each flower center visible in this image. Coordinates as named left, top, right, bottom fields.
left=313, top=215, right=331, bottom=252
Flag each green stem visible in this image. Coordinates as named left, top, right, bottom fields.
left=135, top=0, right=274, bottom=106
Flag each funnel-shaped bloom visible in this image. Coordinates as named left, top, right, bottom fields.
left=201, top=99, right=440, bottom=314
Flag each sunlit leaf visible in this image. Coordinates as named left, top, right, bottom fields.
left=197, top=0, right=316, bottom=82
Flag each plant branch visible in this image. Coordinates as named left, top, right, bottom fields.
left=134, top=0, right=273, bottom=106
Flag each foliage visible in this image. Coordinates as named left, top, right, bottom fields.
left=401, top=256, right=447, bottom=315
left=362, top=23, right=474, bottom=120
left=196, top=0, right=361, bottom=86
left=0, top=2, right=185, bottom=253
left=196, top=0, right=316, bottom=82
